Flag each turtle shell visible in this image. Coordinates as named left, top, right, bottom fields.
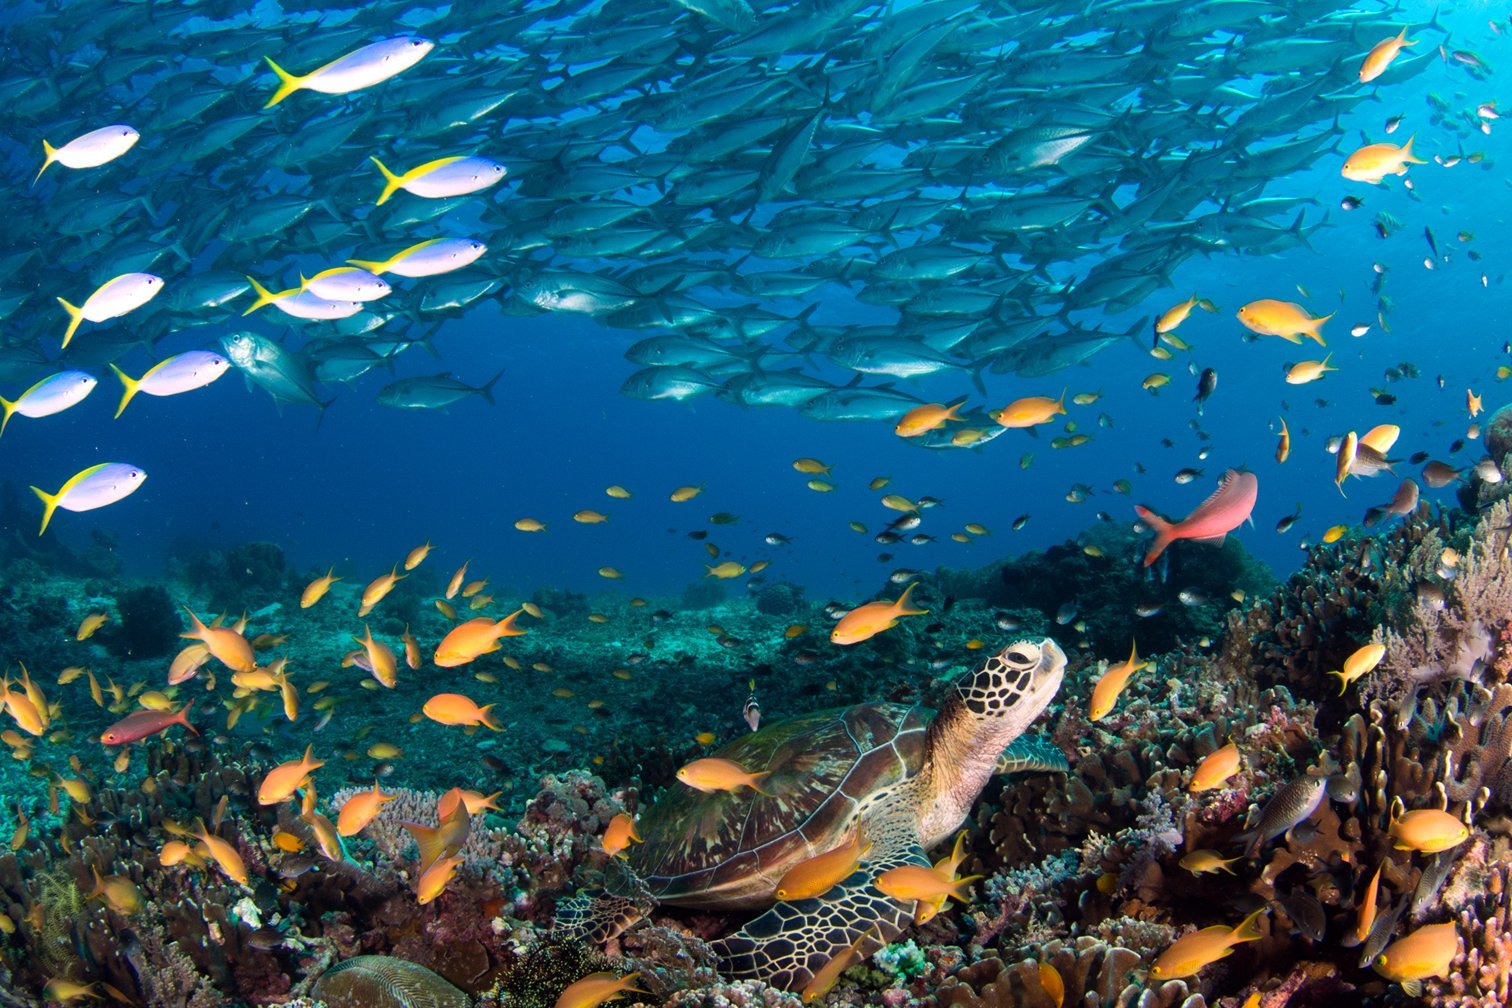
left=629, top=701, right=930, bottom=909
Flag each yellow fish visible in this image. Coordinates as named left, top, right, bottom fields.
left=1088, top=641, right=1147, bottom=721
left=1149, top=907, right=1266, bottom=979
left=1188, top=743, right=1240, bottom=792
left=1326, top=641, right=1385, bottom=694
left=775, top=832, right=871, bottom=901
left=1373, top=922, right=1458, bottom=993
left=1389, top=808, right=1469, bottom=853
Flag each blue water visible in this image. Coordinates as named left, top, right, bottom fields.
left=1, top=0, right=1501, bottom=605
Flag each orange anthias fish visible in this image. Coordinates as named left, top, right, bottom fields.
left=337, top=781, right=396, bottom=836
left=1188, top=742, right=1241, bottom=792
left=182, top=607, right=256, bottom=673
left=776, top=831, right=871, bottom=900
left=257, top=743, right=323, bottom=805
left=1149, top=907, right=1267, bottom=979
left=1134, top=469, right=1259, bottom=567
left=433, top=610, right=527, bottom=667
left=1359, top=27, right=1414, bottom=82
left=401, top=792, right=471, bottom=876
left=416, top=852, right=464, bottom=904
left=894, top=396, right=967, bottom=438
left=554, top=971, right=647, bottom=1008
left=422, top=692, right=502, bottom=730
left=1341, top=137, right=1426, bottom=184
left=875, top=863, right=981, bottom=905
left=1088, top=641, right=1148, bottom=721
left=300, top=567, right=341, bottom=608
left=676, top=757, right=770, bottom=794
left=830, top=583, right=928, bottom=645
left=601, top=812, right=641, bottom=858
left=1373, top=922, right=1459, bottom=992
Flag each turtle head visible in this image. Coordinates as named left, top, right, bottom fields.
left=920, top=638, right=1066, bottom=844
left=953, top=637, right=1065, bottom=730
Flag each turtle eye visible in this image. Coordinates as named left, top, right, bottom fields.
left=1004, top=644, right=1039, bottom=669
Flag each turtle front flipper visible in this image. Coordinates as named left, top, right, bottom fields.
left=995, top=732, right=1069, bottom=775
left=555, top=890, right=645, bottom=946
left=712, top=811, right=928, bottom=993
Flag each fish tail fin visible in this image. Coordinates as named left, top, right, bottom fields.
left=108, top=363, right=141, bottom=419
left=57, top=298, right=84, bottom=349
left=242, top=276, right=278, bottom=315
left=345, top=256, right=389, bottom=275
left=400, top=820, right=447, bottom=872
left=30, top=484, right=59, bottom=536
left=34, top=139, right=57, bottom=186
left=263, top=56, right=304, bottom=108
left=895, top=581, right=929, bottom=616
left=1133, top=505, right=1173, bottom=567
left=1231, top=906, right=1267, bottom=943
left=0, top=395, right=16, bottom=439
left=1055, top=386, right=1068, bottom=414
left=480, top=705, right=503, bottom=731
left=176, top=698, right=199, bottom=734
left=1325, top=670, right=1347, bottom=695
left=478, top=369, right=505, bottom=406
left=1309, top=313, right=1333, bottom=344
left=949, top=874, right=984, bottom=901
left=1402, top=134, right=1427, bottom=164
left=371, top=156, right=404, bottom=206
left=748, top=771, right=773, bottom=796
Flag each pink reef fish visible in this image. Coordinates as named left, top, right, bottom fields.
left=1134, top=469, right=1259, bottom=567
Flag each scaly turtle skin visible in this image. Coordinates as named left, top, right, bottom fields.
left=560, top=636, right=1066, bottom=993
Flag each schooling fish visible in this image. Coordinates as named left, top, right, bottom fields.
left=34, top=124, right=139, bottom=183
left=109, top=351, right=229, bottom=418
left=31, top=463, right=147, bottom=536
left=1134, top=469, right=1258, bottom=567
left=263, top=36, right=434, bottom=108
left=0, top=371, right=97, bottom=437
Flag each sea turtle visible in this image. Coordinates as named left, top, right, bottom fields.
left=559, top=636, right=1067, bottom=992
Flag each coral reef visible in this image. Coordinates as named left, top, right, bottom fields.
left=3, top=496, right=1512, bottom=1007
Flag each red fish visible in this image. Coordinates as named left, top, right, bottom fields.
left=100, top=700, right=197, bottom=745
left=1134, top=469, right=1258, bottom=567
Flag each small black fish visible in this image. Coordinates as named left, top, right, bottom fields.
left=875, top=531, right=901, bottom=544
left=1011, top=514, right=1030, bottom=530
left=1450, top=438, right=1465, bottom=453
left=908, top=534, right=934, bottom=545
left=1341, top=195, right=1362, bottom=210
left=1276, top=506, right=1302, bottom=533
left=876, top=552, right=894, bottom=563
left=1409, top=451, right=1429, bottom=464
left=764, top=532, right=791, bottom=545
left=1174, top=467, right=1204, bottom=484
left=1373, top=392, right=1396, bottom=405
left=924, top=622, right=945, bottom=634
left=1424, top=226, right=1440, bottom=260
left=687, top=530, right=707, bottom=540
left=1193, top=367, right=1217, bottom=414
